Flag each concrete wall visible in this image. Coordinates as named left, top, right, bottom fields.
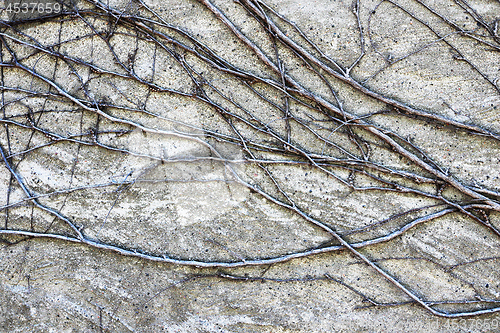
left=1, top=0, right=500, bottom=331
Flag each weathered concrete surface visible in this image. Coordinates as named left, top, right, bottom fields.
left=1, top=0, right=500, bottom=331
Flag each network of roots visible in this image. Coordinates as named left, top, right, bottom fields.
left=1, top=0, right=500, bottom=317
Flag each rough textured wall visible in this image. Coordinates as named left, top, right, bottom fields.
left=1, top=0, right=500, bottom=331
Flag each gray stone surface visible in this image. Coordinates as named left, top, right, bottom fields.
left=1, top=0, right=500, bottom=331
